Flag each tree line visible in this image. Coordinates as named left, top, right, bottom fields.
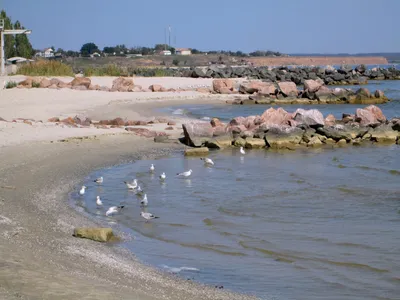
left=1, top=10, right=34, bottom=59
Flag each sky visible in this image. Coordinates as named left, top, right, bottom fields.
left=1, top=0, right=399, bottom=54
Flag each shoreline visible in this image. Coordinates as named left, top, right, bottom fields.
left=0, top=135, right=255, bottom=300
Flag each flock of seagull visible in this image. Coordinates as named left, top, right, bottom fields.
left=76, top=147, right=245, bottom=222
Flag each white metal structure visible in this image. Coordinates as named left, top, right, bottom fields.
left=0, top=19, right=32, bottom=75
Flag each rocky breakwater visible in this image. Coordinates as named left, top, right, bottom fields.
left=181, top=105, right=400, bottom=150
left=213, top=79, right=389, bottom=105
left=184, top=64, right=400, bottom=85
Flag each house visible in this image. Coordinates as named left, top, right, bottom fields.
left=35, top=48, right=55, bottom=58
left=90, top=52, right=101, bottom=58
left=175, top=48, right=192, bottom=55
left=160, top=50, right=172, bottom=56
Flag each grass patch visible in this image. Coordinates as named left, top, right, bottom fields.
left=32, top=81, right=40, bottom=88
left=17, top=60, right=74, bottom=76
left=84, top=65, right=126, bottom=77
left=5, top=81, right=17, bottom=89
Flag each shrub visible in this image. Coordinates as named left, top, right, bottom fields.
left=5, top=81, right=17, bottom=89
left=83, top=65, right=125, bottom=77
left=32, top=81, right=40, bottom=88
left=17, top=60, right=74, bottom=76
left=172, top=59, right=180, bottom=66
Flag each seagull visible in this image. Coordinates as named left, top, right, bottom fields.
left=96, top=196, right=103, bottom=206
left=79, top=186, right=86, bottom=195
left=124, top=179, right=138, bottom=189
left=150, top=164, right=155, bottom=172
left=176, top=169, right=192, bottom=177
left=136, top=185, right=144, bottom=196
left=240, top=147, right=246, bottom=155
left=94, top=176, right=103, bottom=184
left=141, top=211, right=159, bottom=222
left=106, top=205, right=124, bottom=216
left=160, top=172, right=166, bottom=180
left=200, top=157, right=214, bottom=166
left=141, top=194, right=148, bottom=206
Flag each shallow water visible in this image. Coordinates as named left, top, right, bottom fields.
left=73, top=145, right=400, bottom=299
left=163, top=80, right=400, bottom=121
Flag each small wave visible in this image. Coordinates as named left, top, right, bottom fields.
left=389, top=170, right=400, bottom=175
left=172, top=108, right=187, bottom=115
left=337, top=164, right=347, bottom=169
left=161, top=265, right=200, bottom=273
left=336, top=186, right=365, bottom=196
left=201, top=116, right=211, bottom=121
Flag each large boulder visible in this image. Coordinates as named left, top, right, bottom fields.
left=39, top=78, right=51, bottom=88
left=184, top=147, right=209, bottom=156
left=245, top=137, right=266, bottom=149
left=261, top=107, right=291, bottom=126
left=303, top=79, right=323, bottom=93
left=355, top=108, right=379, bottom=126
left=317, top=124, right=368, bottom=141
left=239, top=81, right=276, bottom=94
left=212, top=79, right=234, bottom=94
left=210, top=117, right=223, bottom=127
left=73, top=228, right=115, bottom=242
left=111, top=77, right=134, bottom=91
left=149, top=84, right=164, bottom=92
left=70, top=77, right=91, bottom=89
left=365, top=105, right=386, bottom=122
left=277, top=82, right=298, bottom=97
left=18, top=77, right=33, bottom=88
left=264, top=126, right=304, bottom=149
left=182, top=122, right=214, bottom=147
left=293, top=109, right=325, bottom=128
left=369, top=124, right=398, bottom=143
left=325, top=114, right=336, bottom=126
left=229, top=116, right=246, bottom=126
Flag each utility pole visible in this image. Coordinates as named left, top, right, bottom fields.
left=0, top=19, right=32, bottom=75
left=168, top=25, right=171, bottom=49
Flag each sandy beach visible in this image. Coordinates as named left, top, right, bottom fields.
left=0, top=77, right=256, bottom=300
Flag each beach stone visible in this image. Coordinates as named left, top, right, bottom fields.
left=229, top=116, right=246, bottom=126
left=212, top=79, right=234, bottom=94
left=325, top=114, right=336, bottom=126
left=39, top=78, right=51, bottom=88
left=293, top=109, right=325, bottom=128
left=374, top=89, right=385, bottom=99
left=264, top=126, right=304, bottom=149
left=261, top=107, right=291, bottom=126
left=243, top=116, right=257, bottom=129
left=336, top=139, right=348, bottom=146
left=182, top=122, right=214, bottom=147
left=304, top=79, right=322, bottom=93
left=111, top=77, right=134, bottom=92
left=369, top=124, right=398, bottom=143
left=302, top=128, right=316, bottom=143
left=355, top=108, right=378, bottom=126
left=48, top=117, right=60, bottom=122
left=73, top=228, right=115, bottom=242
left=233, top=137, right=246, bottom=147
left=365, top=105, right=386, bottom=122
left=149, top=84, right=163, bottom=92
left=205, top=136, right=232, bottom=149
left=184, top=147, right=209, bottom=156
left=324, top=138, right=336, bottom=144
left=18, top=77, right=33, bottom=88
left=109, top=117, right=125, bottom=126
left=167, top=121, right=176, bottom=126
left=277, top=81, right=298, bottom=97
left=213, top=125, right=227, bottom=137
left=210, top=117, right=223, bottom=127
left=317, top=125, right=353, bottom=141
left=70, top=77, right=91, bottom=89
left=307, top=136, right=323, bottom=147
left=239, top=81, right=275, bottom=94
left=245, top=137, right=266, bottom=149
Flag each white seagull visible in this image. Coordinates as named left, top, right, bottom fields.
left=240, top=147, right=246, bottom=155
left=150, top=164, right=155, bottom=172
left=96, top=196, right=103, bottom=206
left=136, top=185, right=144, bottom=196
left=201, top=157, right=214, bottom=166
left=94, top=176, right=103, bottom=184
left=141, top=211, right=159, bottom=222
left=160, top=172, right=166, bottom=180
left=140, top=194, right=148, bottom=206
left=106, top=205, right=124, bottom=216
left=79, top=186, right=86, bottom=195
left=124, top=179, right=138, bottom=189
left=176, top=169, right=192, bottom=177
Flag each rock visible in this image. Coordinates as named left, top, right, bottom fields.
left=48, top=117, right=60, bottom=122
left=182, top=122, right=214, bottom=147
left=88, top=84, right=100, bottom=91
left=165, top=126, right=174, bottom=130
left=356, top=87, right=371, bottom=98
left=39, top=78, right=51, bottom=88
left=229, top=116, right=246, bottom=126
left=213, top=125, right=227, bottom=137
left=277, top=82, right=298, bottom=97
left=325, top=114, right=336, bottom=126
left=18, top=77, right=33, bottom=88
left=212, top=79, right=234, bottom=94
left=261, top=107, right=291, bottom=126
left=70, top=77, right=91, bottom=89
left=365, top=105, right=386, bottom=122
left=304, top=79, right=322, bottom=93
left=243, top=116, right=257, bottom=129
left=149, top=84, right=163, bottom=92
left=111, top=77, right=134, bottom=92
left=196, top=87, right=211, bottom=93
left=293, top=109, right=325, bottom=128
left=184, top=147, right=209, bottom=156
left=205, top=136, right=232, bottom=149
left=374, top=90, right=385, bottom=99
left=0, top=117, right=7, bottom=122
left=239, top=81, right=276, bottom=94
left=167, top=121, right=176, bottom=126
left=60, top=117, right=75, bottom=125
left=355, top=108, right=378, bottom=126
left=369, top=124, right=398, bottom=143
left=264, top=126, right=304, bottom=149
left=71, top=85, right=88, bottom=91
left=355, top=64, right=366, bottom=73
left=317, top=125, right=365, bottom=141
left=307, top=136, right=323, bottom=147
left=210, top=118, right=223, bottom=127
left=73, top=228, right=115, bottom=242
left=109, top=117, right=125, bottom=126
left=125, top=127, right=164, bottom=138
left=100, top=86, right=110, bottom=92
left=245, top=137, right=265, bottom=149
left=336, top=139, right=348, bottom=146
left=233, top=137, right=246, bottom=147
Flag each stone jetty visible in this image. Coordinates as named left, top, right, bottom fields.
left=181, top=105, right=400, bottom=150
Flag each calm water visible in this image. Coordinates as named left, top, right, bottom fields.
left=73, top=145, right=400, bottom=299
left=163, top=80, right=400, bottom=121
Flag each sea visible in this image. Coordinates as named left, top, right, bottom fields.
left=72, top=79, right=400, bottom=300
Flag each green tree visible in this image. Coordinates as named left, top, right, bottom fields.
left=80, top=42, right=99, bottom=56
left=14, top=20, right=34, bottom=58
left=0, top=10, right=16, bottom=58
